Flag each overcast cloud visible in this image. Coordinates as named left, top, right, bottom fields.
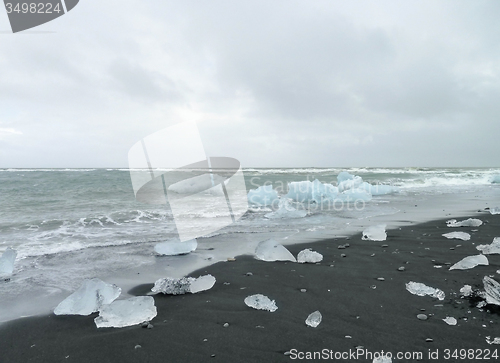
left=0, top=0, right=499, bottom=167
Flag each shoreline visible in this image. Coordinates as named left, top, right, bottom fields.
left=1, top=213, right=499, bottom=362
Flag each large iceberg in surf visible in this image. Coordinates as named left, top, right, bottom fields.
left=338, top=175, right=363, bottom=193
left=476, top=237, right=500, bottom=255
left=336, top=188, right=372, bottom=202
left=151, top=274, right=216, bottom=295
left=449, top=255, right=489, bottom=270
left=247, top=185, right=278, bottom=207
left=54, top=278, right=121, bottom=315
left=0, top=247, right=17, bottom=277
left=254, top=239, right=297, bottom=262
left=154, top=238, right=197, bottom=256
left=94, top=296, right=157, bottom=328
left=490, top=174, right=500, bottom=184
left=285, top=179, right=337, bottom=203
left=362, top=225, right=387, bottom=241
left=264, top=197, right=307, bottom=219
left=446, top=218, right=483, bottom=227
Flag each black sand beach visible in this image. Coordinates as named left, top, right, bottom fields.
left=1, top=213, right=499, bottom=362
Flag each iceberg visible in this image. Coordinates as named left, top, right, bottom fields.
left=297, top=249, right=323, bottom=263
left=490, top=174, right=500, bottom=184
left=151, top=274, right=216, bottom=295
left=442, top=232, right=471, bottom=241
left=54, top=278, right=121, bottom=316
left=446, top=218, right=483, bottom=227
left=94, top=296, right=157, bottom=328
left=311, top=179, right=338, bottom=203
left=305, top=310, right=322, bottom=327
left=476, top=237, right=500, bottom=255
left=244, top=294, right=278, bottom=312
left=154, top=238, right=197, bottom=256
left=338, top=176, right=363, bottom=193
left=360, top=182, right=399, bottom=196
left=337, top=171, right=357, bottom=184
left=264, top=198, right=307, bottom=219
left=285, top=179, right=337, bottom=203
left=0, top=247, right=17, bottom=277
left=247, top=185, right=278, bottom=207
left=490, top=207, right=500, bottom=215
left=483, top=276, right=500, bottom=306
left=254, top=239, right=297, bottom=262
left=405, top=281, right=445, bottom=300
left=362, top=225, right=387, bottom=241
left=449, top=255, right=488, bottom=270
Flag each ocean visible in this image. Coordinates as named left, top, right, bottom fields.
left=1, top=167, right=499, bottom=322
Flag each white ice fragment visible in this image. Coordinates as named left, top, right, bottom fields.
left=476, top=237, right=500, bottom=255
left=373, top=356, right=392, bottom=363
left=244, top=294, right=277, bottom=312
left=297, top=249, right=323, bottom=263
left=54, top=278, right=121, bottom=316
left=254, top=239, right=297, bottom=262
left=460, top=285, right=473, bottom=297
left=449, top=255, right=489, bottom=270
left=442, top=317, right=457, bottom=325
left=406, top=281, right=445, bottom=300
left=94, top=296, right=157, bottom=328
left=362, top=225, right=387, bottom=241
left=360, top=182, right=399, bottom=196
left=305, top=310, right=322, bottom=327
left=446, top=218, right=483, bottom=227
left=247, top=185, right=278, bottom=207
left=265, top=198, right=307, bottom=219
left=0, top=247, right=17, bottom=277
left=154, top=238, right=197, bottom=256
left=486, top=336, right=500, bottom=345
left=483, top=276, right=500, bottom=306
left=490, top=207, right=500, bottom=215
left=442, top=232, right=471, bottom=241
left=151, top=274, right=215, bottom=295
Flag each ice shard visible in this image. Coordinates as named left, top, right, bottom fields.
left=95, top=296, right=157, bottom=328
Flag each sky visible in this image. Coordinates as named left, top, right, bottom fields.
left=1, top=0, right=499, bottom=168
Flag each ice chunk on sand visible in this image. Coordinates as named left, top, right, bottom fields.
left=490, top=174, right=500, bottom=184
left=305, top=310, right=322, bottom=327
left=483, top=276, right=500, bottom=306
left=94, top=296, right=157, bottom=328
left=336, top=188, right=372, bottom=202
left=297, top=249, right=323, bottom=263
left=247, top=185, right=278, bottom=207
left=449, top=255, right=488, bottom=270
left=486, top=336, right=500, bottom=345
left=477, top=237, right=500, bottom=255
left=255, top=239, right=297, bottom=262
left=490, top=207, right=500, bottom=215
left=154, top=238, right=197, bottom=256
left=151, top=274, right=215, bottom=295
left=446, top=218, right=483, bottom=227
left=264, top=198, right=307, bottom=219
left=442, top=232, right=471, bottom=241
left=244, top=294, right=277, bottom=312
left=442, top=317, right=457, bottom=325
left=460, top=285, right=473, bottom=297
left=373, top=356, right=392, bottom=363
left=0, top=247, right=17, bottom=277
left=360, top=182, right=399, bottom=196
left=54, top=278, right=121, bottom=315
left=406, top=282, right=445, bottom=300
left=362, top=225, right=387, bottom=241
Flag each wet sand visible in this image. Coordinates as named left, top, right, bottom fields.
left=1, top=213, right=499, bottom=362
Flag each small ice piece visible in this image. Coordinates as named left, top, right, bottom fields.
left=486, top=336, right=500, bottom=345
left=442, top=232, right=471, bottom=241
left=247, top=185, right=278, bottom=207
left=373, top=356, right=392, bottom=363
left=476, top=237, right=500, bottom=255
left=264, top=198, right=307, bottom=219
left=54, top=278, right=121, bottom=315
left=362, top=225, right=387, bottom=241
left=406, top=281, right=445, bottom=300
left=460, top=285, right=473, bottom=297
left=483, top=276, right=500, bottom=306
left=305, top=310, right=322, bottom=327
left=297, top=249, right=323, bottom=263
left=449, top=255, right=489, bottom=270
left=0, top=247, right=17, bottom=277
left=442, top=317, right=457, bottom=325
left=151, top=274, right=215, bottom=295
left=254, top=239, right=297, bottom=262
left=244, top=294, right=278, bottom=312
left=94, top=296, right=157, bottom=328
left=446, top=218, right=483, bottom=227
left=154, top=238, right=197, bottom=256
left=360, top=182, right=399, bottom=196
left=490, top=207, right=500, bottom=215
